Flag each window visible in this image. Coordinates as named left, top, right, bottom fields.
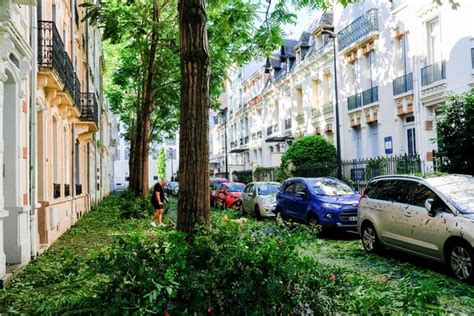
left=367, top=179, right=407, bottom=203
left=311, top=79, right=319, bottom=108
left=283, top=182, right=296, bottom=195
left=368, top=124, right=379, bottom=158
left=294, top=182, right=307, bottom=194
left=52, top=4, right=56, bottom=23
left=352, top=127, right=363, bottom=159
left=75, top=140, right=80, bottom=186
left=427, top=17, right=441, bottom=63
left=52, top=118, right=59, bottom=183
left=405, top=116, right=416, bottom=155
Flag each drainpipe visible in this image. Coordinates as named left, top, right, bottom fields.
left=71, top=0, right=77, bottom=223
left=29, top=3, right=38, bottom=258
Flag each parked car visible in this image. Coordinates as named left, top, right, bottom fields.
left=167, top=181, right=179, bottom=196
left=214, top=182, right=245, bottom=209
left=242, top=182, right=281, bottom=219
left=358, top=174, right=474, bottom=283
left=210, top=178, right=228, bottom=207
left=275, top=177, right=360, bottom=229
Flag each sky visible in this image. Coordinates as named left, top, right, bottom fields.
left=282, top=6, right=322, bottom=39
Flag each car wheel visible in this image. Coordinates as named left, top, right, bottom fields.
left=361, top=223, right=381, bottom=253
left=254, top=205, right=262, bottom=221
left=275, top=207, right=285, bottom=221
left=307, top=213, right=319, bottom=226
left=448, top=242, right=474, bottom=283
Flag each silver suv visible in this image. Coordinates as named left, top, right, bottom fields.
left=358, top=174, right=474, bottom=283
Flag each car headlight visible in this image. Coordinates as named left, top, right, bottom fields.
left=263, top=199, right=275, bottom=207
left=321, top=202, right=342, bottom=209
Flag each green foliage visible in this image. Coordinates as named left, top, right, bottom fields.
left=157, top=148, right=166, bottom=180
left=2, top=195, right=474, bottom=314
left=277, top=135, right=336, bottom=180
left=435, top=88, right=474, bottom=175
left=282, top=135, right=336, bottom=169
left=119, top=190, right=154, bottom=219
left=365, top=157, right=387, bottom=180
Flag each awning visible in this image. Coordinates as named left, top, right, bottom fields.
left=265, top=136, right=294, bottom=143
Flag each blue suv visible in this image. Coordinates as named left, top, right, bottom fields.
left=275, top=177, right=360, bottom=229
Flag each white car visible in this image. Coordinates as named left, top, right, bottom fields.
left=242, top=182, right=281, bottom=219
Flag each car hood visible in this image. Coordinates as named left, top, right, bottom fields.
left=228, top=192, right=242, bottom=198
left=317, top=194, right=360, bottom=205
left=259, top=194, right=277, bottom=202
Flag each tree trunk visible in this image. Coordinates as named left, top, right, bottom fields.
left=128, top=0, right=160, bottom=197
left=177, top=0, right=211, bottom=236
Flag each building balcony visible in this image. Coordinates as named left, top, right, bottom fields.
left=296, top=113, right=304, bottom=125
left=80, top=93, right=99, bottom=127
left=347, top=92, right=362, bottom=111
left=322, top=102, right=334, bottom=115
left=337, top=9, right=378, bottom=52
left=285, top=118, right=292, bottom=130
left=393, top=73, right=413, bottom=96
left=312, top=108, right=321, bottom=118
left=362, top=86, right=379, bottom=106
left=38, top=20, right=81, bottom=111
left=421, top=60, right=446, bottom=87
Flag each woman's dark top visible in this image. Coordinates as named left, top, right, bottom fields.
left=151, top=182, right=165, bottom=209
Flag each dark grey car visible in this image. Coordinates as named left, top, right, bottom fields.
left=358, top=174, right=474, bottom=283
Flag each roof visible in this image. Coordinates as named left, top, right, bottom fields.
left=295, top=31, right=311, bottom=49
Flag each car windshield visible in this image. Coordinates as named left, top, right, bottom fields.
left=257, top=184, right=280, bottom=195
left=228, top=184, right=245, bottom=192
left=309, top=179, right=355, bottom=196
left=211, top=181, right=224, bottom=190
left=427, top=175, right=474, bottom=214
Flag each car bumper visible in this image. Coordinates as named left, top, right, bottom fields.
left=262, top=207, right=276, bottom=217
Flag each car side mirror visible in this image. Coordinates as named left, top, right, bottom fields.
left=425, top=198, right=436, bottom=217
left=295, top=191, right=307, bottom=199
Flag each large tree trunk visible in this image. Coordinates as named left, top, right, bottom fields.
left=128, top=0, right=160, bottom=197
left=177, top=0, right=211, bottom=236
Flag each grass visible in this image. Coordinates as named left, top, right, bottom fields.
left=0, top=194, right=473, bottom=314
left=301, top=231, right=474, bottom=314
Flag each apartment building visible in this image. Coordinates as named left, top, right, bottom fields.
left=0, top=0, right=35, bottom=286
left=113, top=134, right=180, bottom=190
left=336, top=0, right=474, bottom=163
left=0, top=0, right=111, bottom=286
left=210, top=0, right=474, bottom=176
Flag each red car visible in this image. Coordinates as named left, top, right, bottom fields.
left=210, top=178, right=228, bottom=207
left=214, top=182, right=245, bottom=209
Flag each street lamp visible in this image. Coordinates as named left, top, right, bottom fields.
left=321, top=29, right=342, bottom=180
left=167, top=147, right=175, bottom=181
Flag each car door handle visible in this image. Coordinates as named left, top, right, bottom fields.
left=404, top=212, right=412, bottom=218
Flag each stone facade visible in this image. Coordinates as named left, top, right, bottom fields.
left=210, top=0, right=474, bottom=175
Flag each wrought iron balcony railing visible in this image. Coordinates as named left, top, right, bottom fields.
left=362, top=86, right=379, bottom=106
left=347, top=92, right=362, bottom=111
left=421, top=61, right=446, bottom=86
left=80, top=93, right=99, bottom=125
left=312, top=108, right=321, bottom=118
left=75, top=184, right=82, bottom=196
left=285, top=118, right=292, bottom=130
left=337, top=9, right=378, bottom=52
left=64, top=184, right=71, bottom=197
left=38, top=21, right=81, bottom=110
left=296, top=113, right=305, bottom=125
left=323, top=102, right=334, bottom=115
left=53, top=183, right=61, bottom=199
left=393, top=73, right=413, bottom=96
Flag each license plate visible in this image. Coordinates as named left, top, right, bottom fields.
left=348, top=216, right=357, bottom=221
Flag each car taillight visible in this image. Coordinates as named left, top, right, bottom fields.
left=359, top=194, right=367, bottom=203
